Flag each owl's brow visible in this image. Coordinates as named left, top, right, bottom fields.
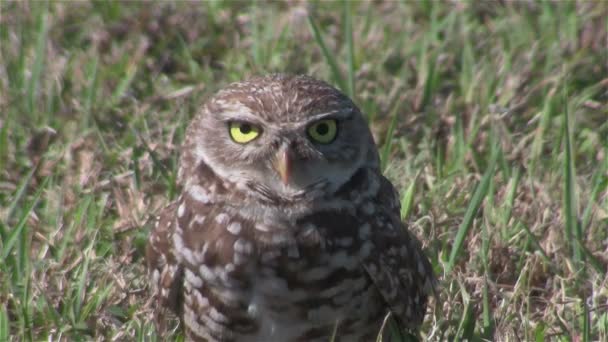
left=305, top=108, right=354, bottom=123
left=219, top=111, right=269, bottom=125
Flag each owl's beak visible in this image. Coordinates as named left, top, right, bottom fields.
left=274, top=146, right=291, bottom=185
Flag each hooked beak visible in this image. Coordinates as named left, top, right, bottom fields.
left=273, top=146, right=292, bottom=185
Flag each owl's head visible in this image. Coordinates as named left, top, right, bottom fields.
left=183, top=74, right=379, bottom=202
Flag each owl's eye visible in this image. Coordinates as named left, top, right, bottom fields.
left=307, top=119, right=338, bottom=144
left=229, top=122, right=261, bottom=144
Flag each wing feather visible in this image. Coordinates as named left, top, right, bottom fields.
left=146, top=201, right=184, bottom=334
left=362, top=176, right=436, bottom=333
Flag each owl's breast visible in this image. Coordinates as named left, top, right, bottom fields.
left=238, top=210, right=385, bottom=341
left=245, top=247, right=383, bottom=341
left=174, top=186, right=389, bottom=340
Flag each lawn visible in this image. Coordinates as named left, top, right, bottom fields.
left=0, top=1, right=606, bottom=341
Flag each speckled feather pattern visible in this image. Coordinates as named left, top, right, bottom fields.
left=146, top=74, right=435, bottom=341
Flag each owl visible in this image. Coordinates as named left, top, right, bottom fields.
left=146, top=74, right=435, bottom=341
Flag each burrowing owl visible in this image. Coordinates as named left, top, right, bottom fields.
left=146, top=74, right=435, bottom=341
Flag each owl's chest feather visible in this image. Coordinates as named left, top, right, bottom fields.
left=176, top=196, right=384, bottom=340
left=244, top=245, right=374, bottom=341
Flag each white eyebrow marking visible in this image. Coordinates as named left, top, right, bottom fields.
left=219, top=110, right=270, bottom=125
left=306, top=109, right=354, bottom=123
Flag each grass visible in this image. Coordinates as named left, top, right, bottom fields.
left=1, top=1, right=607, bottom=341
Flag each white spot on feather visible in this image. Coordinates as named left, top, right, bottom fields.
left=185, top=269, right=203, bottom=288
left=226, top=221, right=242, bottom=235
left=188, top=185, right=210, bottom=203
left=234, top=238, right=253, bottom=254
left=215, top=213, right=229, bottom=225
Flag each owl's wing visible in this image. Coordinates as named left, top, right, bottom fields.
left=361, top=176, right=436, bottom=333
left=146, top=201, right=184, bottom=334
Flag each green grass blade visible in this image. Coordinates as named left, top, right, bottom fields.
left=380, top=104, right=400, bottom=172
left=452, top=114, right=466, bottom=172
left=81, top=285, right=113, bottom=328
left=56, top=196, right=93, bottom=261
left=501, top=167, right=522, bottom=239
left=109, top=59, right=139, bottom=108
left=400, top=175, right=418, bottom=220
left=454, top=279, right=476, bottom=339
left=20, top=255, right=33, bottom=341
left=529, top=89, right=555, bottom=175
left=83, top=56, right=100, bottom=128
left=73, top=249, right=91, bottom=321
left=342, top=0, right=355, bottom=98
left=446, top=144, right=498, bottom=273
left=581, top=164, right=607, bottom=230
left=576, top=239, right=606, bottom=277
left=520, top=222, right=553, bottom=266
left=562, top=90, right=582, bottom=265
left=480, top=213, right=493, bottom=338
left=534, top=323, right=547, bottom=342
left=6, top=166, right=36, bottom=222
left=26, top=3, right=48, bottom=117
left=481, top=277, right=493, bottom=338
left=307, top=14, right=347, bottom=92
left=0, top=117, right=9, bottom=172
left=0, top=304, right=8, bottom=342
left=418, top=39, right=438, bottom=110
left=2, top=177, right=48, bottom=263
left=582, top=298, right=590, bottom=342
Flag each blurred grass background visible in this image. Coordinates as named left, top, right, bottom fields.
left=0, top=1, right=606, bottom=341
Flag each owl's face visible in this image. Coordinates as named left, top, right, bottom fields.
left=188, top=75, right=379, bottom=201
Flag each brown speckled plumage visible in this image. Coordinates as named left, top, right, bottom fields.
left=146, top=74, right=435, bottom=341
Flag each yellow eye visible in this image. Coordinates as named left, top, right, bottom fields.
left=229, top=122, right=261, bottom=144
left=307, top=119, right=338, bottom=144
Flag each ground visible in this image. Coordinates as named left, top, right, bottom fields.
left=0, top=1, right=606, bottom=341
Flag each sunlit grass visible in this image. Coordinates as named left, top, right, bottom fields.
left=1, top=1, right=606, bottom=341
